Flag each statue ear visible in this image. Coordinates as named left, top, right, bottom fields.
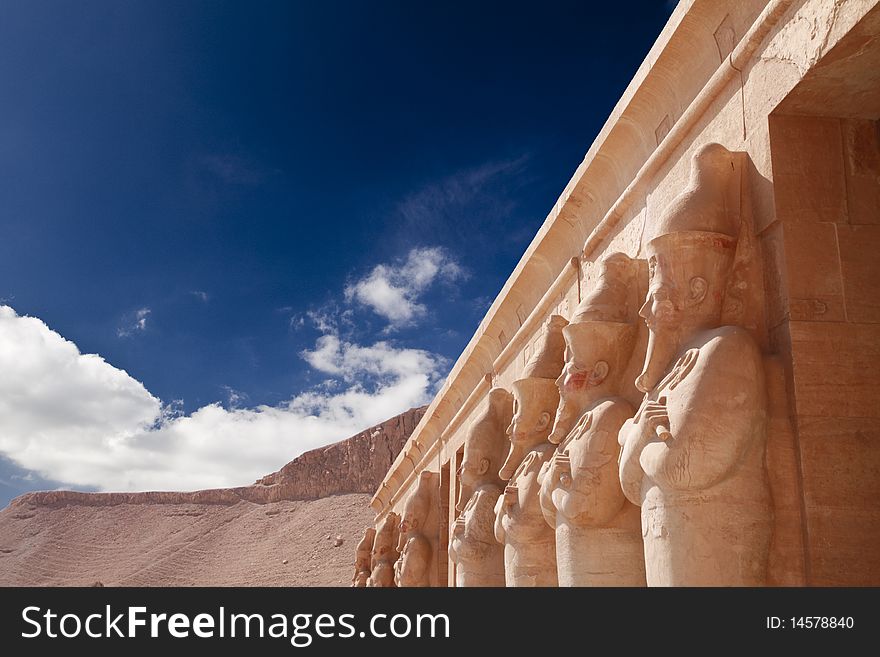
left=589, top=360, right=609, bottom=385
left=478, top=457, right=490, bottom=476
left=537, top=411, right=552, bottom=431
left=688, top=276, right=708, bottom=305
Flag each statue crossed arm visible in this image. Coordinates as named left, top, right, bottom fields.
left=619, top=326, right=764, bottom=498
left=542, top=402, right=630, bottom=527
left=450, top=487, right=501, bottom=563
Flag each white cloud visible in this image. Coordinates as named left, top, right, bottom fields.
left=301, top=334, right=443, bottom=384
left=0, top=305, right=443, bottom=493
left=344, top=247, right=463, bottom=329
left=117, top=307, right=151, bottom=337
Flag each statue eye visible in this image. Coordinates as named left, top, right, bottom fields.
left=653, top=290, right=669, bottom=303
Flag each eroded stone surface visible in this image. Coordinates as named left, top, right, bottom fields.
left=494, top=316, right=566, bottom=587
left=449, top=388, right=512, bottom=587
left=618, top=144, right=772, bottom=586
left=539, top=253, right=645, bottom=587
left=367, top=512, right=400, bottom=588
left=394, top=471, right=440, bottom=587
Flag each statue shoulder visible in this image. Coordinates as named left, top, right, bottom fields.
left=698, top=325, right=762, bottom=370
left=684, top=326, right=764, bottom=388
left=590, top=398, right=635, bottom=433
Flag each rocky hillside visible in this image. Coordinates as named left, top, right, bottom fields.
left=0, top=406, right=426, bottom=586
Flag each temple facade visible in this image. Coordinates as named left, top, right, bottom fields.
left=362, top=0, right=880, bottom=587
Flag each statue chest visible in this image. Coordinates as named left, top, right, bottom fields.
left=504, top=448, right=555, bottom=528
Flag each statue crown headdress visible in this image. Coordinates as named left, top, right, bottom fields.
left=521, top=315, right=568, bottom=380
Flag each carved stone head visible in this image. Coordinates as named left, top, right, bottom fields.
left=550, top=253, right=639, bottom=444
left=354, top=526, right=376, bottom=572
left=637, top=143, right=739, bottom=392
left=457, top=387, right=513, bottom=512
left=371, top=512, right=400, bottom=565
left=367, top=512, right=400, bottom=587
left=499, top=315, right=567, bottom=479
left=397, top=471, right=433, bottom=552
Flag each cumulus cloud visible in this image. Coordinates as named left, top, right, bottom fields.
left=301, top=334, right=443, bottom=385
left=0, top=305, right=443, bottom=493
left=344, top=246, right=463, bottom=329
left=117, top=307, right=151, bottom=337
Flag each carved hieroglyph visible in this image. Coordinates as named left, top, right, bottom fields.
left=494, top=315, right=567, bottom=587
left=449, top=387, right=513, bottom=587
left=618, top=143, right=772, bottom=586
left=367, top=512, right=400, bottom=587
left=352, top=526, right=376, bottom=587
left=538, top=253, right=646, bottom=586
left=394, top=471, right=439, bottom=587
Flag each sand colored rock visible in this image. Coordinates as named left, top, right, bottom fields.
left=367, top=512, right=400, bottom=587
left=0, top=407, right=425, bottom=586
left=255, top=406, right=427, bottom=499
left=494, top=316, right=566, bottom=586
left=539, top=253, right=645, bottom=586
left=394, top=471, right=441, bottom=587
left=352, top=527, right=375, bottom=587
left=0, top=493, right=373, bottom=586
left=618, top=144, right=772, bottom=586
left=448, top=387, right=513, bottom=587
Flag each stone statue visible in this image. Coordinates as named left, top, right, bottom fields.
left=394, top=471, right=438, bottom=587
left=618, top=143, right=772, bottom=586
left=449, top=387, right=513, bottom=587
left=494, top=315, right=567, bottom=586
left=366, top=512, right=400, bottom=587
left=351, top=526, right=376, bottom=587
left=538, top=253, right=646, bottom=586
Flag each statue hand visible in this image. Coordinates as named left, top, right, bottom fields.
left=551, top=452, right=573, bottom=489
left=452, top=517, right=466, bottom=538
left=642, top=399, right=671, bottom=441
left=503, top=485, right=518, bottom=510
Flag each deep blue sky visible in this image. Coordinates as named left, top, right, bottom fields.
left=0, top=1, right=674, bottom=504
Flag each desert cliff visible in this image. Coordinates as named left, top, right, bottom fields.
left=0, top=406, right=426, bottom=586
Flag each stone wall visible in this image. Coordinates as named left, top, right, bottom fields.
left=768, top=114, right=880, bottom=585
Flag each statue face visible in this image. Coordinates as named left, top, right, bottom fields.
left=550, top=331, right=611, bottom=443
left=458, top=444, right=488, bottom=488
left=507, top=389, right=552, bottom=446
left=397, top=509, right=421, bottom=552
left=637, top=256, right=687, bottom=392
left=456, top=445, right=488, bottom=512
left=556, top=343, right=591, bottom=395
left=636, top=256, right=721, bottom=392
left=551, top=342, right=590, bottom=442
left=641, top=257, right=682, bottom=329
